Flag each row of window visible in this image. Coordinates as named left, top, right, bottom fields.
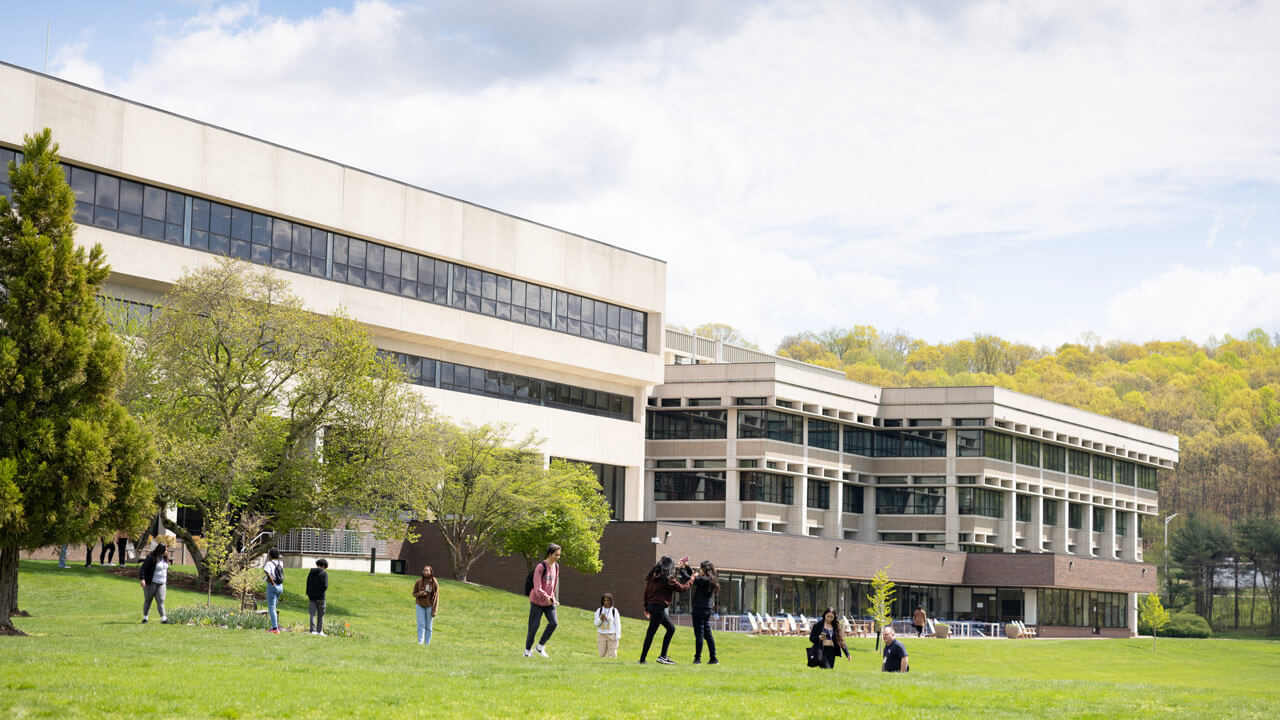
left=644, top=410, right=1157, bottom=489
left=95, top=296, right=635, bottom=423
left=961, top=430, right=1157, bottom=490
left=1036, top=589, right=1128, bottom=628
left=379, top=349, right=634, bottom=422
left=2, top=146, right=647, bottom=352
left=651, top=471, right=798, bottom=504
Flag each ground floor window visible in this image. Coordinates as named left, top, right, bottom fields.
left=1036, top=588, right=1127, bottom=628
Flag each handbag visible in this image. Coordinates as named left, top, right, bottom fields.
left=806, top=642, right=823, bottom=668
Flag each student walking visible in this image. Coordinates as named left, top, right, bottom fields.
left=412, top=565, right=439, bottom=645
left=138, top=544, right=171, bottom=624
left=524, top=543, right=562, bottom=658
left=263, top=548, right=285, bottom=633
left=690, top=560, right=719, bottom=665
left=594, top=593, right=622, bottom=658
left=638, top=556, right=693, bottom=665
left=913, top=606, right=927, bottom=637
left=808, top=607, right=850, bottom=669
left=307, top=558, right=329, bottom=635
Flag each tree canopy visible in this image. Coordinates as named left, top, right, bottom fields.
left=120, top=258, right=423, bottom=584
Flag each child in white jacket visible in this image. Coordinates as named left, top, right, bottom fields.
left=594, top=593, right=622, bottom=658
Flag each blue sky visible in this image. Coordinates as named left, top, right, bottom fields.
left=4, top=0, right=1280, bottom=350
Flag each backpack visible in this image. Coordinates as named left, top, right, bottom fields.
left=523, top=561, right=548, bottom=596
left=267, top=561, right=283, bottom=586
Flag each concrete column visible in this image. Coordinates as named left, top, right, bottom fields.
left=1123, top=511, right=1140, bottom=562
left=1029, top=492, right=1044, bottom=553
left=1024, top=588, right=1038, bottom=624
left=859, top=485, right=878, bottom=539
left=945, top=482, right=959, bottom=551
left=1128, top=592, right=1139, bottom=637
left=1100, top=507, right=1117, bottom=559
left=827, top=483, right=843, bottom=539
left=1051, top=499, right=1069, bottom=554
left=725, top=469, right=742, bottom=530
left=641, top=466, right=655, bottom=522
left=1001, top=489, right=1017, bottom=553
left=1082, top=501, right=1095, bottom=556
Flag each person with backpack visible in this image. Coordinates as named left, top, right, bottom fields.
left=524, top=543, right=561, bottom=658
left=263, top=548, right=285, bottom=633
left=306, top=558, right=329, bottom=636
left=690, top=560, right=720, bottom=665
left=138, top=543, right=172, bottom=624
left=593, top=593, right=622, bottom=658
left=412, top=564, right=439, bottom=645
left=638, top=556, right=693, bottom=665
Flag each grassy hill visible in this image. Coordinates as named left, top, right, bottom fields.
left=3, top=559, right=1279, bottom=719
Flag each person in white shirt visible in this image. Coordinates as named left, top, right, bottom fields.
left=138, top=544, right=171, bottom=624
left=263, top=548, right=285, bottom=633
left=594, top=593, right=622, bottom=658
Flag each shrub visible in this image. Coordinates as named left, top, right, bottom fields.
left=1141, top=611, right=1212, bottom=638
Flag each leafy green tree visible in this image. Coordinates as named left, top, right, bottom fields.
left=403, top=422, right=562, bottom=582
left=1236, top=515, right=1280, bottom=634
left=121, top=258, right=421, bottom=585
left=866, top=564, right=896, bottom=651
left=1170, top=512, right=1233, bottom=622
left=0, top=130, right=155, bottom=633
left=1139, top=592, right=1171, bottom=651
left=501, top=459, right=611, bottom=574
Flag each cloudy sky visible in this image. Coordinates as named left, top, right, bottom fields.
left=5, top=0, right=1280, bottom=350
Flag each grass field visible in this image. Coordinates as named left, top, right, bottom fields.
left=3, top=559, right=1279, bottom=719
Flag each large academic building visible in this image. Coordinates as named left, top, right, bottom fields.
left=5, top=62, right=1176, bottom=636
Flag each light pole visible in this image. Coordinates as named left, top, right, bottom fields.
left=1163, top=513, right=1179, bottom=604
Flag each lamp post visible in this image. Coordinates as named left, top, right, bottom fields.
left=1163, top=513, right=1179, bottom=604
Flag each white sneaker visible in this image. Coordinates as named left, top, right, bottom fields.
left=523, top=649, right=532, bottom=657
left=536, top=645, right=549, bottom=658
left=317, top=632, right=326, bottom=637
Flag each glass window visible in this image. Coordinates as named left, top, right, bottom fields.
left=1115, top=460, right=1135, bottom=486
left=1091, top=455, right=1113, bottom=483
left=958, top=487, right=1004, bottom=517
left=645, top=409, right=727, bottom=438
left=843, top=428, right=873, bottom=456
left=739, top=472, right=794, bottom=504
left=842, top=483, right=863, bottom=513
left=983, top=431, right=1012, bottom=461
left=1015, top=438, right=1040, bottom=467
left=94, top=174, right=119, bottom=210
left=807, top=480, right=830, bottom=509
left=1016, top=494, right=1032, bottom=522
left=956, top=429, right=982, bottom=456
left=1043, top=499, right=1059, bottom=526
left=807, top=419, right=839, bottom=450
left=1043, top=444, right=1066, bottom=472
left=875, top=487, right=945, bottom=515
left=1092, top=507, right=1106, bottom=532
left=736, top=397, right=767, bottom=406
left=1068, top=450, right=1090, bottom=476
left=737, top=410, right=802, bottom=444
left=687, top=398, right=720, bottom=407
left=1068, top=503, right=1083, bottom=529
left=654, top=471, right=725, bottom=501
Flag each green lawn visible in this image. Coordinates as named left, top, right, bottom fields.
left=4, top=560, right=1279, bottom=719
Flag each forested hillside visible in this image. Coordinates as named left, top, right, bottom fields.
left=766, top=326, right=1280, bottom=525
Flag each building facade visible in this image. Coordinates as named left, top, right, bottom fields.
left=5, top=62, right=1176, bottom=635
left=1, top=62, right=665, bottom=536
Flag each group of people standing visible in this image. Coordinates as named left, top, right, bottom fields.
left=60, top=532, right=132, bottom=568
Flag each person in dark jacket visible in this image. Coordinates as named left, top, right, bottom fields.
left=690, top=560, right=719, bottom=665
left=306, top=558, right=329, bottom=635
left=638, top=556, right=693, bottom=665
left=809, top=607, right=850, bottom=669
left=138, top=544, right=171, bottom=624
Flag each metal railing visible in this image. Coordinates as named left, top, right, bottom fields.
left=275, top=528, right=386, bottom=556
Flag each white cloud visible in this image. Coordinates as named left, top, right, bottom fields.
left=45, top=0, right=1280, bottom=346
left=1105, top=265, right=1280, bottom=342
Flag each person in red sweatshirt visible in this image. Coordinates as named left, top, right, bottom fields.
left=638, top=556, right=693, bottom=665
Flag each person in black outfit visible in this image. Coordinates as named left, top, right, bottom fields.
left=690, top=560, right=719, bottom=665
left=638, top=556, right=693, bottom=665
left=116, top=534, right=129, bottom=566
left=809, top=607, right=850, bottom=669
left=881, top=626, right=909, bottom=672
left=306, top=558, right=329, bottom=635
left=98, top=537, right=115, bottom=566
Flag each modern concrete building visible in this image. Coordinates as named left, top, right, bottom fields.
left=5, top=62, right=1175, bottom=635
left=0, top=62, right=664, bottom=550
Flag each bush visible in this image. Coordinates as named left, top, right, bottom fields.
left=1140, top=611, right=1212, bottom=638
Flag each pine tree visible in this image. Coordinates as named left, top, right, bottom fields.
left=0, top=129, right=154, bottom=634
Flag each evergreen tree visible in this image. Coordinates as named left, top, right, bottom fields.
left=0, top=129, right=155, bottom=634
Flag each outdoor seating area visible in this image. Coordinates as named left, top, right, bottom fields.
left=720, top=614, right=1038, bottom=639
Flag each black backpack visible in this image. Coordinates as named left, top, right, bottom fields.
left=267, top=561, right=283, bottom=585
left=523, top=561, right=547, bottom=595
